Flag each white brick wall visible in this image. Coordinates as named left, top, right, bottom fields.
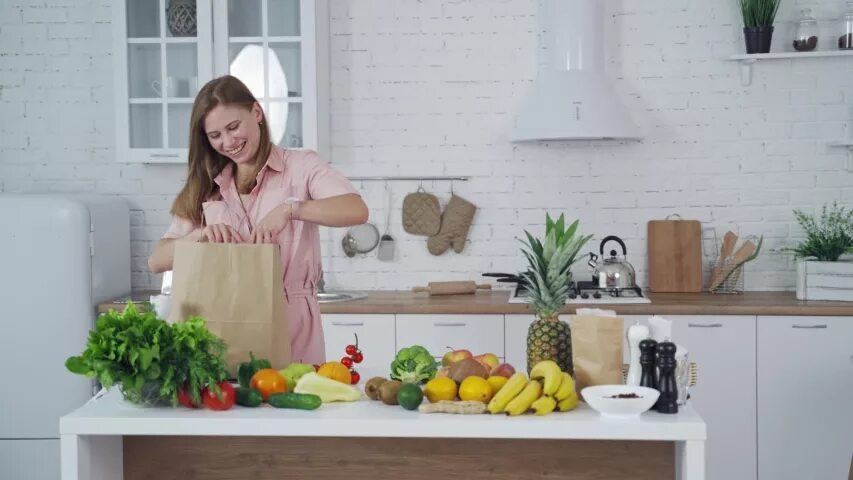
left=2, top=0, right=852, bottom=292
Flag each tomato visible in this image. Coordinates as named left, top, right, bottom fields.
left=202, top=381, right=236, bottom=411
left=177, top=385, right=201, bottom=409
left=250, top=368, right=287, bottom=401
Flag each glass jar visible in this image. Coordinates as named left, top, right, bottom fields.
left=840, top=2, right=853, bottom=49
left=793, top=9, right=819, bottom=51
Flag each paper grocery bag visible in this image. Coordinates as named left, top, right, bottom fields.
left=168, top=242, right=290, bottom=375
left=571, top=314, right=625, bottom=398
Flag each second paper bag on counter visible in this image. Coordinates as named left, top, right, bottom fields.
left=168, top=242, right=291, bottom=375
left=571, top=313, right=625, bottom=398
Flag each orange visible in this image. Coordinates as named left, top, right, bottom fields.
left=423, top=377, right=458, bottom=403
left=317, top=361, right=352, bottom=384
left=458, top=376, right=493, bottom=403
left=250, top=368, right=287, bottom=401
left=486, top=375, right=508, bottom=394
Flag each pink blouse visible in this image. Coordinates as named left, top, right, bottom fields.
left=162, top=147, right=360, bottom=363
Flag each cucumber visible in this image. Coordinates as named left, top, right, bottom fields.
left=267, top=392, right=322, bottom=410
left=234, top=387, right=263, bottom=407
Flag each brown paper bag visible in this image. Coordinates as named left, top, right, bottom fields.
left=168, top=242, right=290, bottom=375
left=571, top=314, right=625, bottom=398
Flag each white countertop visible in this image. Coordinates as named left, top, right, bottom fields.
left=60, top=388, right=706, bottom=442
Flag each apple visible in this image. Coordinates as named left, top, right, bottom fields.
left=441, top=347, right=473, bottom=366
left=279, top=363, right=316, bottom=392
left=473, top=353, right=499, bottom=371
left=489, top=363, right=516, bottom=379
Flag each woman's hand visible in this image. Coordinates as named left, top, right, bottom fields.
left=195, top=224, right=244, bottom=243
left=249, top=204, right=293, bottom=244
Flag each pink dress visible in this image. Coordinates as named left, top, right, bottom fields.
left=162, top=147, right=360, bottom=364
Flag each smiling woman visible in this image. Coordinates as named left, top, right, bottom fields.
left=147, top=75, right=368, bottom=364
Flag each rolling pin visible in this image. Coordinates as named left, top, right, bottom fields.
left=412, top=281, right=493, bottom=296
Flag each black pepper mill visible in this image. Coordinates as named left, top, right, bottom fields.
left=639, top=339, right=658, bottom=390
left=656, top=341, right=678, bottom=414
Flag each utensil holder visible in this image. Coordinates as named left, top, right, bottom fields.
left=710, top=259, right=745, bottom=294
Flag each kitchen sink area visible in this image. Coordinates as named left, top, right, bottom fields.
left=316, top=291, right=368, bottom=303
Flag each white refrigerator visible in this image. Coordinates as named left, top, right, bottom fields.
left=0, top=194, right=130, bottom=480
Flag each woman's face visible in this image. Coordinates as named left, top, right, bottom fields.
left=203, top=103, right=263, bottom=166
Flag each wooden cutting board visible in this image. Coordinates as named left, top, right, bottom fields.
left=647, top=219, right=703, bottom=292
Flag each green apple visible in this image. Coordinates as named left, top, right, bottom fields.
left=279, top=363, right=316, bottom=392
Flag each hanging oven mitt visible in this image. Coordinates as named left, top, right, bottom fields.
left=402, top=188, right=441, bottom=236
left=427, top=194, right=477, bottom=255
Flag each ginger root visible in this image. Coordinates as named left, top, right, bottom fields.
left=418, top=400, right=487, bottom=414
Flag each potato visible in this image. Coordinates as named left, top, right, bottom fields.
left=378, top=380, right=403, bottom=405
left=364, top=377, right=388, bottom=401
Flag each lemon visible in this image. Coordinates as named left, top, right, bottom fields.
left=459, top=376, right=493, bottom=403
left=423, top=377, right=458, bottom=403
left=486, top=375, right=508, bottom=394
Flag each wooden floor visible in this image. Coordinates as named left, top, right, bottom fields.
left=125, top=436, right=674, bottom=480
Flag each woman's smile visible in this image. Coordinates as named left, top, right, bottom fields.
left=224, top=140, right=246, bottom=157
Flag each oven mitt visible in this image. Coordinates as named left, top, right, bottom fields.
left=427, top=194, right=477, bottom=255
left=402, top=190, right=441, bottom=236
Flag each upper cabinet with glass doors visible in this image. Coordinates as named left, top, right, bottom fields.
left=113, top=0, right=329, bottom=164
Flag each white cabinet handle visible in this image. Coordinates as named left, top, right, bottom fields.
left=150, top=153, right=179, bottom=158
left=331, top=321, right=363, bottom=326
left=434, top=322, right=467, bottom=327
left=688, top=323, right=723, bottom=328
left=792, top=324, right=827, bottom=329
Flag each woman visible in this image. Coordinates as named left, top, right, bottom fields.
left=148, top=75, right=368, bottom=364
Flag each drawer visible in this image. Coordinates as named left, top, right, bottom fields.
left=395, top=314, right=505, bottom=359
left=321, top=314, right=395, bottom=370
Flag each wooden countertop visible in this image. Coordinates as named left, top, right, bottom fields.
left=101, top=290, right=853, bottom=316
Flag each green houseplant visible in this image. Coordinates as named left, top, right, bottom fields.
left=521, top=214, right=593, bottom=375
left=790, top=202, right=853, bottom=301
left=739, top=0, right=782, bottom=53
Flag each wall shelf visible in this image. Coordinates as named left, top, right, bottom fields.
left=727, top=50, right=853, bottom=86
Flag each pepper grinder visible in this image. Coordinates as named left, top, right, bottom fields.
left=626, top=321, right=650, bottom=386
left=639, top=339, right=658, bottom=390
left=656, top=341, right=679, bottom=414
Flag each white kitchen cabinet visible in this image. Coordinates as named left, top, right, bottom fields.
left=321, top=314, right=395, bottom=371
left=113, top=0, right=329, bottom=163
left=757, top=316, right=853, bottom=480
left=0, top=439, right=59, bottom=480
left=505, top=314, right=535, bottom=372
left=396, top=315, right=505, bottom=360
left=671, top=315, right=757, bottom=480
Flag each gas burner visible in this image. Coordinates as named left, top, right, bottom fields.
left=509, top=280, right=648, bottom=304
left=570, top=281, right=644, bottom=299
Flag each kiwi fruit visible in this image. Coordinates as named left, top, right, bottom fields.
left=364, top=377, right=388, bottom=400
left=378, top=380, right=403, bottom=405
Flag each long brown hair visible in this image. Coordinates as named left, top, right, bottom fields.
left=171, top=75, right=273, bottom=225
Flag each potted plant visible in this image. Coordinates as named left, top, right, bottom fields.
left=520, top=214, right=592, bottom=375
left=790, top=202, right=853, bottom=301
left=740, top=0, right=782, bottom=54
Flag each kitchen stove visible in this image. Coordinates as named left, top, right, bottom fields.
left=508, top=280, right=651, bottom=305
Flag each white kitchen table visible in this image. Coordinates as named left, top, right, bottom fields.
left=60, top=388, right=706, bottom=480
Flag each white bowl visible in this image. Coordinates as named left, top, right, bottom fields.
left=581, top=385, right=660, bottom=418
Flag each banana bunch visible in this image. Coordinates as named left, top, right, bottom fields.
left=486, top=360, right=579, bottom=416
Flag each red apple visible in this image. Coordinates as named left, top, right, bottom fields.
left=490, top=363, right=516, bottom=378
left=473, top=353, right=499, bottom=371
left=441, top=347, right=473, bottom=366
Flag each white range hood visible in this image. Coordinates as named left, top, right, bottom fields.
left=512, top=0, right=641, bottom=142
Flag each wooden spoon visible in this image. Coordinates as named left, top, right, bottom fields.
left=710, top=231, right=739, bottom=287
left=719, top=231, right=738, bottom=261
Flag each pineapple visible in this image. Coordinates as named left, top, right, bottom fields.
left=521, top=214, right=592, bottom=375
